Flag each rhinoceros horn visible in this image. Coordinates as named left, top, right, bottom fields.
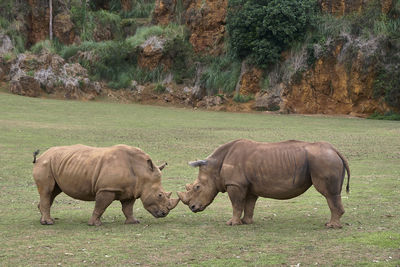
left=168, top=198, right=180, bottom=210
left=185, top=183, right=193, bottom=191
left=166, top=191, right=172, bottom=198
left=188, top=160, right=207, bottom=167
left=177, top=191, right=189, bottom=205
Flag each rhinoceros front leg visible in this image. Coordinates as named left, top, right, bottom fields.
left=121, top=198, right=140, bottom=224
left=241, top=194, right=258, bottom=224
left=88, top=191, right=115, bottom=226
left=226, top=185, right=246, bottom=226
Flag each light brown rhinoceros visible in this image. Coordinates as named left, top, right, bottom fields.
left=178, top=139, right=350, bottom=228
left=32, top=144, right=179, bottom=226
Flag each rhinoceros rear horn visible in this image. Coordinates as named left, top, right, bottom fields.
left=185, top=183, right=193, bottom=191
left=158, top=162, right=168, bottom=171
left=188, top=160, right=207, bottom=167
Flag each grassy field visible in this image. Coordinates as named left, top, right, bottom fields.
left=0, top=92, right=399, bottom=266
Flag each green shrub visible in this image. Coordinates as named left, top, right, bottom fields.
left=374, top=67, right=400, bottom=108
left=120, top=0, right=155, bottom=19
left=26, top=70, right=35, bottom=77
left=154, top=83, right=166, bottom=93
left=233, top=93, right=254, bottom=103
left=227, top=0, right=317, bottom=68
left=200, top=55, right=241, bottom=95
left=107, top=72, right=132, bottom=89
left=368, top=111, right=400, bottom=121
left=163, top=33, right=195, bottom=84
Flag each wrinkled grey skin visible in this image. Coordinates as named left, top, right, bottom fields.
left=178, top=139, right=350, bottom=228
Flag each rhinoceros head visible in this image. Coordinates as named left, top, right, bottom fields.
left=177, top=159, right=218, bottom=213
left=141, top=162, right=179, bottom=218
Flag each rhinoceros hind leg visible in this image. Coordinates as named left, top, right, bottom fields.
left=88, top=191, right=115, bottom=226
left=226, top=185, right=246, bottom=226
left=121, top=199, right=140, bottom=224
left=241, top=194, right=258, bottom=224
left=38, top=184, right=62, bottom=225
left=324, top=195, right=344, bottom=229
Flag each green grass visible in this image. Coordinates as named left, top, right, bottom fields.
left=0, top=92, right=399, bottom=266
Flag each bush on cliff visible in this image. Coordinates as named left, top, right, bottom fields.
left=226, top=0, right=317, bottom=69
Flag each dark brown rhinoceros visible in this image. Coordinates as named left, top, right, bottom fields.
left=32, top=144, right=179, bottom=226
left=178, top=139, right=350, bottom=228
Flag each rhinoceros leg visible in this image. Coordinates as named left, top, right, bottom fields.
left=38, top=183, right=62, bottom=225
left=324, top=195, right=345, bottom=229
left=88, top=191, right=115, bottom=226
left=241, top=194, right=258, bottom=224
left=311, top=172, right=345, bottom=228
left=226, top=185, right=247, bottom=226
left=121, top=199, right=140, bottom=224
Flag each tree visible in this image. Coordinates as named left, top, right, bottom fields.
left=226, top=0, right=317, bottom=68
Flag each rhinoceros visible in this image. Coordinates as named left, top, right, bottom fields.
left=178, top=139, right=350, bottom=228
left=32, top=144, right=179, bottom=226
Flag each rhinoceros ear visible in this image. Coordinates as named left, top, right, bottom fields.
left=158, top=162, right=168, bottom=171
left=188, top=160, right=208, bottom=167
left=147, top=159, right=154, bottom=172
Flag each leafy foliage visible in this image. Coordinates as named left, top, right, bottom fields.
left=368, top=111, right=400, bottom=121
left=200, top=55, right=241, bottom=95
left=233, top=93, right=254, bottom=103
left=227, top=0, right=317, bottom=68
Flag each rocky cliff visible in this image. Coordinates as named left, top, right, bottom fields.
left=1, top=0, right=398, bottom=116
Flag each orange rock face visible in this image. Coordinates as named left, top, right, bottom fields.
left=283, top=42, right=390, bottom=115
left=184, top=0, right=227, bottom=55
left=28, top=0, right=50, bottom=45
left=152, top=0, right=177, bottom=25
left=320, top=0, right=393, bottom=15
left=236, top=65, right=263, bottom=96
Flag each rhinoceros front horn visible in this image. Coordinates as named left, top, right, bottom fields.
left=168, top=198, right=180, bottom=210
left=188, top=160, right=207, bottom=167
left=177, top=191, right=189, bottom=205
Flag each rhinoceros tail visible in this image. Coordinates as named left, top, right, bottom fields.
left=333, top=148, right=350, bottom=193
left=33, top=150, right=40, bottom=163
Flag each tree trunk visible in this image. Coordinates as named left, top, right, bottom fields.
left=49, top=0, right=53, bottom=40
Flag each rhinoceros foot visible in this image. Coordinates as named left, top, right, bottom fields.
left=325, top=222, right=342, bottom=229
left=88, top=218, right=102, bottom=226
left=226, top=218, right=243, bottom=226
left=40, top=218, right=55, bottom=225
left=125, top=218, right=140, bottom=224
left=241, top=217, right=254, bottom=225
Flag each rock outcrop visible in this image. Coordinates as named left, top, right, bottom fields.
left=235, top=62, right=263, bottom=96
left=282, top=38, right=390, bottom=115
left=184, top=0, right=227, bottom=55
left=7, top=50, right=101, bottom=100
left=27, top=0, right=74, bottom=45
left=53, top=11, right=76, bottom=45
left=137, top=36, right=171, bottom=70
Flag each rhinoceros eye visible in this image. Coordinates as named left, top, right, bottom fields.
left=194, top=185, right=200, bottom=191
left=158, top=193, right=163, bottom=198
